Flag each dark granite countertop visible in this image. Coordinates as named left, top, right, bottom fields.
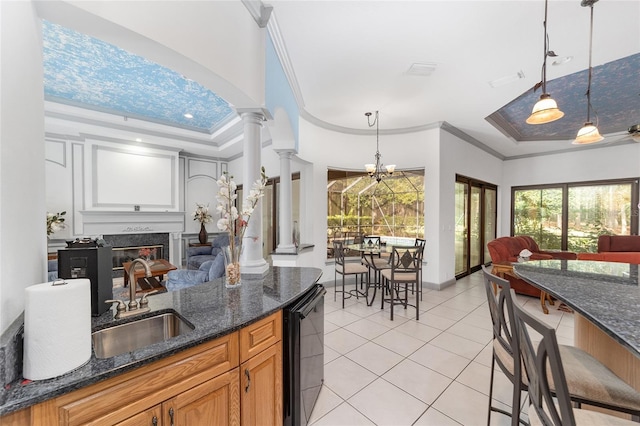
left=513, top=259, right=640, bottom=357
left=0, top=266, right=322, bottom=416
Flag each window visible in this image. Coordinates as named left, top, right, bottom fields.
left=327, top=169, right=424, bottom=258
left=512, top=178, right=639, bottom=253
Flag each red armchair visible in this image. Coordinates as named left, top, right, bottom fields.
left=487, top=236, right=577, bottom=297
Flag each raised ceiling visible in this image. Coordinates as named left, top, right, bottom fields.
left=40, top=1, right=640, bottom=159
left=43, top=20, right=234, bottom=133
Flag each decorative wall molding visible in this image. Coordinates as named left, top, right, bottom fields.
left=45, top=138, right=67, bottom=167
left=80, top=211, right=185, bottom=235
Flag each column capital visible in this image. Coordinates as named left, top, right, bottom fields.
left=236, top=107, right=273, bottom=124
left=275, top=149, right=296, bottom=159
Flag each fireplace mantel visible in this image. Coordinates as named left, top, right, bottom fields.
left=79, top=211, right=185, bottom=235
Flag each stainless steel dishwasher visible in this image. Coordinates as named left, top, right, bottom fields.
left=283, top=283, right=326, bottom=426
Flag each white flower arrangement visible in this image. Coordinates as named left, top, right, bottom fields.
left=193, top=203, right=213, bottom=224
left=216, top=167, right=267, bottom=284
left=46, top=211, right=66, bottom=236
left=216, top=166, right=268, bottom=245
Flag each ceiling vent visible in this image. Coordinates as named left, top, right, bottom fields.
left=488, top=71, right=525, bottom=88
left=406, top=62, right=438, bottom=76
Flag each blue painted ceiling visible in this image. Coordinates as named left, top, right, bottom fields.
left=488, top=53, right=640, bottom=141
left=42, top=20, right=234, bottom=133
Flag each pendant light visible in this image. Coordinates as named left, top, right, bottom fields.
left=526, top=0, right=564, bottom=125
left=573, top=0, right=604, bottom=145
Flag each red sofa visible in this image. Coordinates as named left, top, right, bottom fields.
left=487, top=236, right=577, bottom=297
left=577, top=235, right=640, bottom=264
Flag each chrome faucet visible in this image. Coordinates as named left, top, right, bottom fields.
left=127, top=258, right=152, bottom=311
left=106, top=258, right=156, bottom=319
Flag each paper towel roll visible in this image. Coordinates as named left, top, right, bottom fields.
left=23, top=278, right=92, bottom=380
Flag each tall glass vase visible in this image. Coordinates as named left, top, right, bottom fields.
left=223, top=244, right=242, bottom=288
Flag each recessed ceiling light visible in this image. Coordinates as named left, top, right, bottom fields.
left=135, top=138, right=142, bottom=142
left=552, top=56, right=573, bottom=66
left=488, top=71, right=525, bottom=88
left=184, top=113, right=193, bottom=119
left=406, top=62, right=438, bottom=76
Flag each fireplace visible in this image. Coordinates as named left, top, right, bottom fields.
left=102, top=233, right=170, bottom=276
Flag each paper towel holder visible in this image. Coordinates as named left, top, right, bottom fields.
left=51, top=278, right=68, bottom=286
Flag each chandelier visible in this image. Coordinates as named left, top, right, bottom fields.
left=364, top=111, right=395, bottom=183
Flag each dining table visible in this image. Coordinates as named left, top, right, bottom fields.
left=513, top=259, right=640, bottom=391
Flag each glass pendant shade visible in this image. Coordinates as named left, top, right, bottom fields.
left=573, top=122, right=604, bottom=145
left=526, top=94, right=564, bottom=124
left=385, top=164, right=396, bottom=174
left=365, top=164, right=376, bottom=174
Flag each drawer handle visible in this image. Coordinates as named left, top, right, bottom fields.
left=245, top=368, right=251, bottom=393
left=169, top=407, right=174, bottom=426
left=152, top=416, right=158, bottom=426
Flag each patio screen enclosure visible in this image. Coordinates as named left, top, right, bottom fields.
left=327, top=169, right=424, bottom=258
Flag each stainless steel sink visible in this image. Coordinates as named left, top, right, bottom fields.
left=92, top=312, right=194, bottom=359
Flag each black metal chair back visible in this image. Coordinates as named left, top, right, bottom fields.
left=512, top=298, right=575, bottom=426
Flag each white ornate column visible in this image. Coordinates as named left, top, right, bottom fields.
left=276, top=150, right=296, bottom=254
left=239, top=110, right=269, bottom=275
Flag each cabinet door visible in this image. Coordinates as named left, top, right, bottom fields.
left=165, top=369, right=240, bottom=426
left=116, top=404, right=162, bottom=426
left=241, top=343, right=282, bottom=426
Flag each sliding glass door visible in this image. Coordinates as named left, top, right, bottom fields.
left=455, top=175, right=497, bottom=278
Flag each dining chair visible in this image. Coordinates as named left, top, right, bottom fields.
left=512, top=296, right=639, bottom=426
left=482, top=265, right=640, bottom=425
left=380, top=246, right=421, bottom=320
left=480, top=266, right=527, bottom=426
left=333, top=240, right=368, bottom=308
left=414, top=238, right=426, bottom=300
left=360, top=236, right=390, bottom=306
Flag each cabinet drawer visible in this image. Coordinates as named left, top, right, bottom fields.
left=48, top=333, right=239, bottom=426
left=239, top=312, right=282, bottom=364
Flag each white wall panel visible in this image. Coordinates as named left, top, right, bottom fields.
left=84, top=142, right=178, bottom=210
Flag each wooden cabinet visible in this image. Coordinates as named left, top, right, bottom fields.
left=239, top=312, right=283, bottom=426
left=2, top=312, right=282, bottom=426
left=116, top=404, right=162, bottom=426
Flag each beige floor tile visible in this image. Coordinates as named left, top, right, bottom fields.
left=416, top=312, right=457, bottom=331
left=313, top=270, right=573, bottom=425
left=348, top=378, right=428, bottom=426
left=429, top=331, right=486, bottom=360
left=447, top=321, right=493, bottom=345
left=383, top=358, right=452, bottom=405
left=325, top=309, right=364, bottom=327
left=324, top=346, right=341, bottom=365
left=431, top=381, right=492, bottom=425
left=427, top=305, right=470, bottom=321
left=393, top=320, right=442, bottom=342
left=345, top=341, right=404, bottom=376
left=414, top=408, right=462, bottom=425
left=409, top=344, right=472, bottom=379
left=310, top=402, right=375, bottom=426
left=372, top=328, right=426, bottom=357
left=323, top=356, right=378, bottom=399
left=344, top=317, right=391, bottom=340
left=307, top=385, right=344, bottom=425
left=325, top=328, right=368, bottom=354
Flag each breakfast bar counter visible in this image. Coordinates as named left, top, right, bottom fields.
left=513, top=259, right=640, bottom=390
left=0, top=266, right=323, bottom=418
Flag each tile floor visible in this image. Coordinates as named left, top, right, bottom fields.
left=310, top=270, right=575, bottom=426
